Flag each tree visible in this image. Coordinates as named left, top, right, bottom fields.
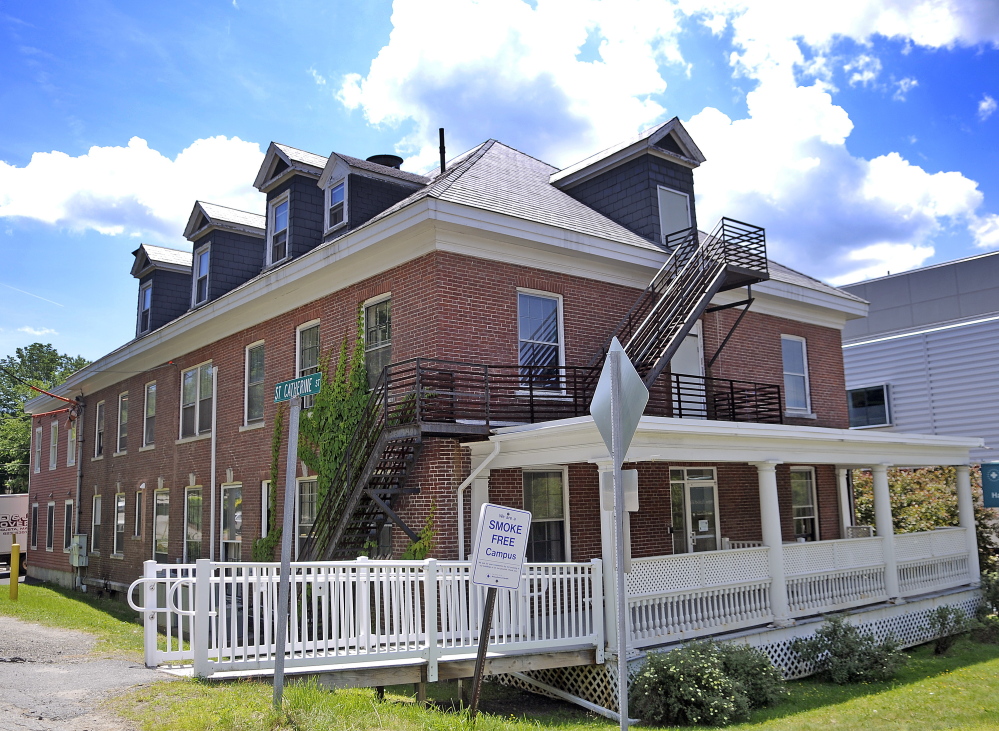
left=854, top=466, right=999, bottom=573
left=0, top=343, right=89, bottom=493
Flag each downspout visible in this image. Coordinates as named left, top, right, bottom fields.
left=457, top=440, right=501, bottom=560
left=209, top=366, right=218, bottom=561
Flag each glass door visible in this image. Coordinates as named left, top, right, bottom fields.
left=669, top=468, right=719, bottom=553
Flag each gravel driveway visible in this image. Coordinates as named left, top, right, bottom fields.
left=0, top=615, right=174, bottom=730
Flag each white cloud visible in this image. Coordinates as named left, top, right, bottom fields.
left=979, top=93, right=997, bottom=120
left=844, top=54, right=881, bottom=87
left=972, top=213, right=999, bottom=248
left=308, top=67, right=327, bottom=87
left=830, top=242, right=935, bottom=285
left=892, top=76, right=918, bottom=101
left=18, top=326, right=58, bottom=336
left=0, top=136, right=264, bottom=244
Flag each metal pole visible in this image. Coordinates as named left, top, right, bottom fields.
left=469, top=586, right=497, bottom=721
left=273, top=397, right=301, bottom=709
left=609, top=350, right=629, bottom=728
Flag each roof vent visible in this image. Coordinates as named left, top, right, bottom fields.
left=366, top=154, right=404, bottom=169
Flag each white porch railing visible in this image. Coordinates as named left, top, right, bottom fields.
left=128, top=557, right=603, bottom=678
left=896, top=527, right=972, bottom=595
left=784, top=537, right=888, bottom=615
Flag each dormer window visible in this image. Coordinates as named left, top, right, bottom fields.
left=326, top=181, right=346, bottom=231
left=138, top=283, right=152, bottom=334
left=193, top=246, right=210, bottom=305
left=269, top=195, right=289, bottom=264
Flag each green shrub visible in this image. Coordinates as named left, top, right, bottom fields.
left=792, top=617, right=907, bottom=684
left=629, top=642, right=785, bottom=727
left=980, top=571, right=999, bottom=615
left=972, top=613, right=999, bottom=644
left=928, top=605, right=970, bottom=654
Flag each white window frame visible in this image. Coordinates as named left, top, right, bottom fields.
left=781, top=335, right=812, bottom=414
left=67, top=420, right=77, bottom=467
left=245, top=341, right=265, bottom=426
left=184, top=486, right=202, bottom=562
left=325, top=179, right=347, bottom=233
left=116, top=392, right=128, bottom=454
left=848, top=383, right=892, bottom=429
left=657, top=185, right=692, bottom=240
left=522, top=466, right=571, bottom=562
left=516, top=289, right=566, bottom=393
left=49, top=421, right=58, bottom=470
left=267, top=192, right=291, bottom=266
left=137, top=281, right=152, bottom=335
left=295, top=477, right=318, bottom=560
left=192, top=243, right=211, bottom=306
left=261, top=480, right=272, bottom=539
left=221, top=483, right=243, bottom=562
left=30, top=502, right=38, bottom=550
left=143, top=381, right=156, bottom=447
left=790, top=466, right=820, bottom=542
left=113, top=492, right=126, bottom=555
left=153, top=488, right=169, bottom=561
left=179, top=361, right=213, bottom=439
left=133, top=491, right=143, bottom=538
left=363, top=294, right=391, bottom=386
left=45, top=501, right=55, bottom=552
left=94, top=401, right=105, bottom=458
left=63, top=499, right=74, bottom=552
left=34, top=426, right=42, bottom=473
left=91, top=494, right=102, bottom=555
left=297, top=321, right=320, bottom=408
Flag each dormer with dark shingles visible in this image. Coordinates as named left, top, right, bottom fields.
left=317, top=153, right=429, bottom=243
left=550, top=117, right=706, bottom=247
left=183, top=202, right=266, bottom=308
left=253, top=142, right=328, bottom=267
left=130, top=244, right=193, bottom=337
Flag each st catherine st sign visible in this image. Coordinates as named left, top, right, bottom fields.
left=274, top=372, right=322, bottom=403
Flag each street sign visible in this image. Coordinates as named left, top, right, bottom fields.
left=273, top=373, right=322, bottom=403
left=470, top=503, right=532, bottom=589
left=983, top=463, right=999, bottom=508
left=590, top=338, right=649, bottom=458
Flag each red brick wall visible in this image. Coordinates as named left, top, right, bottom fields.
left=24, top=413, right=78, bottom=575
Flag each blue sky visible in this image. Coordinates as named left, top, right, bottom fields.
left=1, top=0, right=998, bottom=362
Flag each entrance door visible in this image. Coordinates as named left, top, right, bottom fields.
left=669, top=468, right=719, bottom=553
left=669, top=323, right=705, bottom=418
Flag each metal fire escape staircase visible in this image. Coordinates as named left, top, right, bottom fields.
left=300, top=217, right=769, bottom=560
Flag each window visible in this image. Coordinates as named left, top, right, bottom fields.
left=261, top=481, right=272, bottom=538
left=138, top=282, right=152, bottom=334
left=34, top=426, right=41, bottom=473
left=790, top=468, right=819, bottom=542
left=848, top=385, right=891, bottom=428
left=364, top=298, right=391, bottom=387
left=524, top=470, right=568, bottom=562
left=297, top=479, right=317, bottom=558
left=143, top=382, right=156, bottom=446
left=518, top=292, right=563, bottom=390
left=113, top=493, right=126, bottom=555
left=269, top=195, right=289, bottom=264
left=221, top=484, right=242, bottom=561
left=46, top=502, right=55, bottom=551
left=193, top=246, right=210, bottom=305
left=184, top=487, right=201, bottom=562
left=94, top=401, right=105, bottom=457
left=30, top=503, right=38, bottom=549
left=297, top=323, right=320, bottom=408
left=657, top=186, right=692, bottom=239
left=245, top=343, right=265, bottom=424
left=117, top=392, right=128, bottom=453
left=326, top=181, right=346, bottom=230
left=154, top=489, right=169, bottom=562
left=669, top=468, right=719, bottom=554
left=67, top=421, right=76, bottom=467
left=133, top=491, right=143, bottom=537
left=180, top=363, right=213, bottom=438
left=91, top=495, right=101, bottom=553
left=63, top=500, right=73, bottom=551
left=781, top=336, right=810, bottom=412
left=49, top=421, right=58, bottom=470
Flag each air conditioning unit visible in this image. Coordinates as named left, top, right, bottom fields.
left=845, top=525, right=874, bottom=539
left=69, top=534, right=88, bottom=567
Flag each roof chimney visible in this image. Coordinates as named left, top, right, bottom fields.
left=366, top=154, right=403, bottom=169
left=439, top=128, right=446, bottom=174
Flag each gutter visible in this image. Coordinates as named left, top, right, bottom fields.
left=456, top=440, right=501, bottom=560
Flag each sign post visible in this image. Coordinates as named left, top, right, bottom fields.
left=590, top=338, right=649, bottom=729
left=271, top=373, right=322, bottom=710
left=467, top=503, right=532, bottom=719
left=983, top=464, right=999, bottom=509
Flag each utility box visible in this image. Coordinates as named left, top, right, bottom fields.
left=69, top=534, right=88, bottom=567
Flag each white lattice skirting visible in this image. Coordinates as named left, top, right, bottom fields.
left=497, top=586, right=981, bottom=715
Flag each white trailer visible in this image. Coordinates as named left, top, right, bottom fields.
left=0, top=493, right=29, bottom=568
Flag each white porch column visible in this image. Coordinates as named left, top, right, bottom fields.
left=871, top=464, right=901, bottom=601
left=596, top=461, right=619, bottom=653
left=752, top=461, right=792, bottom=626
left=955, top=465, right=982, bottom=585
left=837, top=468, right=853, bottom=534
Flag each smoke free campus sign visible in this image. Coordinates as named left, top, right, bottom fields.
left=471, top=503, right=532, bottom=590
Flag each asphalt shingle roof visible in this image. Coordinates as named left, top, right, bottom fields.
left=334, top=153, right=430, bottom=186
left=274, top=143, right=328, bottom=170
left=141, top=244, right=192, bottom=268
left=198, top=202, right=265, bottom=230
left=767, top=260, right=866, bottom=302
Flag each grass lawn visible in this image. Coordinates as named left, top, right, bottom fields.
left=4, top=581, right=999, bottom=729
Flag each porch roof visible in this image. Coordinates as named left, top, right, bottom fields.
left=464, top=415, right=982, bottom=470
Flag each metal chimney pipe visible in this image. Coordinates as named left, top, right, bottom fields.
left=439, top=128, right=446, bottom=174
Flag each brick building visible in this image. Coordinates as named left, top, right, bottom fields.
left=25, top=121, right=980, bottom=672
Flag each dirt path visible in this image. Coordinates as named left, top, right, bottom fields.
left=0, top=615, right=174, bottom=730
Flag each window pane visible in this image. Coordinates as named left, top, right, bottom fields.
left=365, top=301, right=391, bottom=349
left=186, top=489, right=202, bottom=561
left=298, top=480, right=317, bottom=556
left=248, top=383, right=264, bottom=423
left=248, top=345, right=265, bottom=383
left=784, top=374, right=807, bottom=410
left=114, top=494, right=125, bottom=553
left=518, top=294, right=559, bottom=345
left=46, top=504, right=55, bottom=550
left=154, top=492, right=169, bottom=560
left=144, top=384, right=156, bottom=445
left=526, top=521, right=564, bottom=562
left=118, top=394, right=127, bottom=451
left=222, top=487, right=242, bottom=543
left=182, top=370, right=197, bottom=407
left=197, top=250, right=209, bottom=278
left=299, top=326, right=320, bottom=374
left=64, top=503, right=73, bottom=550
left=275, top=201, right=288, bottom=232
left=781, top=338, right=805, bottom=375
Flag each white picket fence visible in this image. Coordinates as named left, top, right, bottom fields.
left=128, top=558, right=603, bottom=678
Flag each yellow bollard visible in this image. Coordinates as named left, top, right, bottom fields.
left=9, top=543, right=19, bottom=601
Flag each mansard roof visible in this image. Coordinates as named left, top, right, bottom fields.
left=183, top=201, right=266, bottom=241
left=130, top=243, right=193, bottom=278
